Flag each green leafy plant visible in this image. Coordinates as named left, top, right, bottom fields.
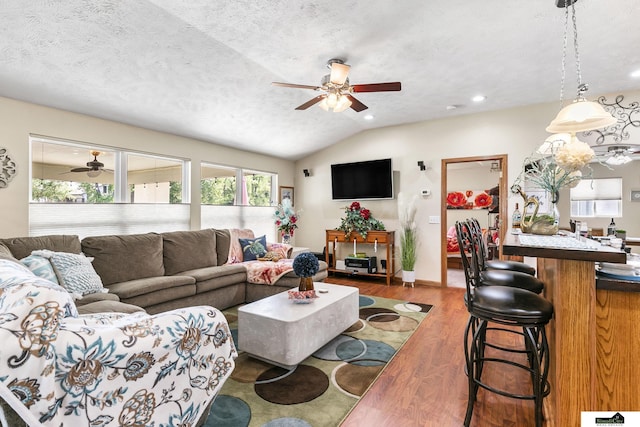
left=397, top=193, right=418, bottom=271
left=336, top=201, right=385, bottom=239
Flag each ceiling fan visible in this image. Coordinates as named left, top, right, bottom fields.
left=70, top=151, right=112, bottom=177
left=272, top=59, right=401, bottom=112
left=594, top=145, right=640, bottom=166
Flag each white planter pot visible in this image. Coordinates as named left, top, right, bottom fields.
left=402, top=270, right=415, bottom=287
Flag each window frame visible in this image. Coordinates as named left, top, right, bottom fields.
left=30, top=135, right=190, bottom=204
left=569, top=177, right=623, bottom=218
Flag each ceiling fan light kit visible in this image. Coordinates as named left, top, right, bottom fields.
left=605, top=152, right=632, bottom=166
left=272, top=58, right=401, bottom=113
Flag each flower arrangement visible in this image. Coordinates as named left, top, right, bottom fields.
left=336, top=201, right=386, bottom=239
left=513, top=135, right=594, bottom=201
left=511, top=134, right=594, bottom=234
left=273, top=198, right=300, bottom=237
left=397, top=192, right=418, bottom=272
left=293, top=252, right=320, bottom=277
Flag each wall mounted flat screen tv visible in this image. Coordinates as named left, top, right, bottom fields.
left=331, top=158, right=394, bottom=200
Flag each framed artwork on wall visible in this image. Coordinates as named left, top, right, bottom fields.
left=279, top=186, right=294, bottom=206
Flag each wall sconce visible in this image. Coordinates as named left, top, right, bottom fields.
left=303, top=169, right=310, bottom=177
left=417, top=161, right=426, bottom=171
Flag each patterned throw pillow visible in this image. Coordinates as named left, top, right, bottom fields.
left=239, top=235, right=267, bottom=261
left=32, top=250, right=106, bottom=297
left=20, top=254, right=60, bottom=285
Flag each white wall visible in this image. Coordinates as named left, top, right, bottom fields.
left=293, top=90, right=640, bottom=283
left=0, top=96, right=295, bottom=237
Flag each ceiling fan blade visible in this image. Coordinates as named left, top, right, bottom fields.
left=295, top=95, right=326, bottom=110
left=330, top=62, right=350, bottom=85
left=272, top=82, right=320, bottom=90
left=346, top=95, right=368, bottom=112
left=352, top=82, right=402, bottom=93
left=70, top=167, right=91, bottom=172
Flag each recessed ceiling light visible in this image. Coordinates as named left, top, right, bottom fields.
left=631, top=69, right=640, bottom=78
left=446, top=104, right=465, bottom=111
left=471, top=95, right=486, bottom=103
left=364, top=114, right=374, bottom=120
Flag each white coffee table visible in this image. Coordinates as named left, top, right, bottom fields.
left=238, top=283, right=359, bottom=369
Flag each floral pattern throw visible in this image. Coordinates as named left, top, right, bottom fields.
left=0, top=259, right=237, bottom=427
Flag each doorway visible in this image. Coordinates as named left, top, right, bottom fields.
left=440, top=154, right=508, bottom=288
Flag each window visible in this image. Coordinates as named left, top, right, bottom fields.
left=31, top=139, right=115, bottom=203
left=201, top=164, right=237, bottom=205
left=30, top=136, right=188, bottom=204
left=570, top=178, right=622, bottom=218
left=127, top=153, right=186, bottom=203
left=201, top=163, right=276, bottom=207
left=30, top=136, right=190, bottom=237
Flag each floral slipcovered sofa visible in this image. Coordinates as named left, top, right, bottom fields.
left=0, top=258, right=237, bottom=426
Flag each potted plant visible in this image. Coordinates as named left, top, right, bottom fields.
left=397, top=192, right=418, bottom=287
left=292, top=252, right=319, bottom=292
left=336, top=201, right=385, bottom=239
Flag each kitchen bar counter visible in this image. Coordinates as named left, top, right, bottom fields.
left=503, top=234, right=637, bottom=427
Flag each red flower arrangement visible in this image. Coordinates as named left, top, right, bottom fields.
left=337, top=201, right=385, bottom=239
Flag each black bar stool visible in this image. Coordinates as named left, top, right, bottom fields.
left=468, top=218, right=536, bottom=276
left=456, top=221, right=553, bottom=427
left=461, top=220, right=544, bottom=294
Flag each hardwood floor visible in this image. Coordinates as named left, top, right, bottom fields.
left=326, top=275, right=541, bottom=427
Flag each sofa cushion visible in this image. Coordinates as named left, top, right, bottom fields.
left=239, top=235, right=267, bottom=261
left=74, top=291, right=120, bottom=305
left=179, top=263, right=248, bottom=283
left=106, top=275, right=195, bottom=300
left=20, top=253, right=60, bottom=285
left=162, top=229, right=217, bottom=275
left=82, top=233, right=165, bottom=285
left=77, top=300, right=145, bottom=315
left=227, top=229, right=255, bottom=263
left=33, top=250, right=106, bottom=297
left=215, top=229, right=231, bottom=266
left=0, top=235, right=81, bottom=260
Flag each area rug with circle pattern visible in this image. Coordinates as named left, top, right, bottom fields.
left=203, top=294, right=432, bottom=427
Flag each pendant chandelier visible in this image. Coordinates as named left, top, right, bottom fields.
left=546, top=0, right=616, bottom=134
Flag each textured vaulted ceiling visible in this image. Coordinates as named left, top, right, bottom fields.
left=1, top=1, right=639, bottom=160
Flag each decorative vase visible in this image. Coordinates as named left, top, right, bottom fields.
left=282, top=233, right=291, bottom=244
left=521, top=196, right=560, bottom=236
left=299, top=276, right=314, bottom=292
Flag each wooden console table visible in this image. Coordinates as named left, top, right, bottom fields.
left=325, top=230, right=395, bottom=286
left=502, top=234, right=632, bottom=427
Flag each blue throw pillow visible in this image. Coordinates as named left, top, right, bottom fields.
left=20, top=254, right=59, bottom=285
left=239, top=235, right=267, bottom=261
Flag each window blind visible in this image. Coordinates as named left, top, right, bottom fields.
left=570, top=178, right=622, bottom=201
left=30, top=203, right=190, bottom=239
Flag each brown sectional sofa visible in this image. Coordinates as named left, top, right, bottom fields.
left=0, top=229, right=328, bottom=315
